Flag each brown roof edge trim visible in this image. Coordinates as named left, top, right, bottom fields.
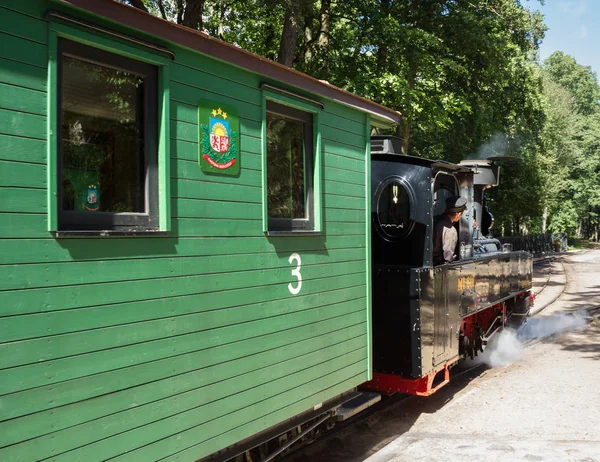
left=45, top=10, right=176, bottom=60
left=59, top=0, right=401, bottom=126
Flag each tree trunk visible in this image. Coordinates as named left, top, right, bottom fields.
left=541, top=205, right=548, bottom=233
left=318, top=0, right=331, bottom=50
left=399, top=63, right=416, bottom=155
left=304, top=17, right=313, bottom=63
left=182, top=0, right=204, bottom=30
left=278, top=1, right=303, bottom=67
left=156, top=0, right=167, bottom=19
left=376, top=0, right=391, bottom=71
left=176, top=0, right=184, bottom=24
left=397, top=121, right=411, bottom=155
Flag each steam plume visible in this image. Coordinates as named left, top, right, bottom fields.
left=517, top=312, right=588, bottom=341
left=463, top=311, right=589, bottom=368
left=467, top=132, right=510, bottom=160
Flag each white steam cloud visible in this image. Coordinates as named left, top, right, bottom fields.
left=463, top=311, right=589, bottom=368
left=467, top=132, right=513, bottom=160
left=469, top=328, right=523, bottom=368
left=518, top=312, right=588, bottom=341
left=486, top=328, right=523, bottom=367
left=467, top=132, right=519, bottom=160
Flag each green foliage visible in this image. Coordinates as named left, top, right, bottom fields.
left=534, top=54, right=600, bottom=239
left=127, top=0, right=600, bottom=240
left=543, top=51, right=600, bottom=116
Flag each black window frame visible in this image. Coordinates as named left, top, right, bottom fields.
left=56, top=38, right=159, bottom=232
left=266, top=100, right=315, bottom=232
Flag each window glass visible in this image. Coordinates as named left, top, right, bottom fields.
left=57, top=40, right=158, bottom=231
left=377, top=181, right=412, bottom=239
left=61, top=56, right=145, bottom=213
left=266, top=102, right=313, bottom=230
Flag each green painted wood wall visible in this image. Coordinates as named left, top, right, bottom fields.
left=0, top=1, right=372, bottom=460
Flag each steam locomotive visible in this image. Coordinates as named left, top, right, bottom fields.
left=363, top=136, right=533, bottom=397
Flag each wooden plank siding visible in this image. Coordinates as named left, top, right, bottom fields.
left=0, top=2, right=380, bottom=461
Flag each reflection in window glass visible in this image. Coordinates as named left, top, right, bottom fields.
left=267, top=112, right=306, bottom=220
left=61, top=55, right=145, bottom=213
left=377, top=181, right=411, bottom=239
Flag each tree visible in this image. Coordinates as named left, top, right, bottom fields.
left=520, top=53, right=600, bottom=239
left=122, top=0, right=547, bottom=161
left=119, top=0, right=205, bottom=28
left=544, top=51, right=600, bottom=116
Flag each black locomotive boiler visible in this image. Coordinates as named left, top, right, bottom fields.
left=362, top=136, right=533, bottom=396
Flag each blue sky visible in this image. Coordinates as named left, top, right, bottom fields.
left=537, top=0, right=600, bottom=77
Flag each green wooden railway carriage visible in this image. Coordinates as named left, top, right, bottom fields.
left=0, top=1, right=399, bottom=460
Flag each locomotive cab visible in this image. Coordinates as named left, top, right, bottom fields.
left=371, top=138, right=474, bottom=269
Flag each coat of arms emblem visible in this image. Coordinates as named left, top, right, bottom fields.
left=85, top=184, right=99, bottom=211
left=199, top=102, right=240, bottom=175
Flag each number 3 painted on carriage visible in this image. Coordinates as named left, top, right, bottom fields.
left=288, top=253, right=302, bottom=295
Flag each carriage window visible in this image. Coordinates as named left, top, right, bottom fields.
left=57, top=39, right=158, bottom=231
left=376, top=180, right=413, bottom=240
left=266, top=101, right=314, bottom=231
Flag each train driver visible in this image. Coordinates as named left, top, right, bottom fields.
left=433, top=196, right=467, bottom=265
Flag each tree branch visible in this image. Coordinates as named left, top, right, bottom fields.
left=157, top=0, right=167, bottom=20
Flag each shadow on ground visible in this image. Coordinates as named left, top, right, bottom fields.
left=281, top=364, right=490, bottom=462
left=546, top=318, right=600, bottom=360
